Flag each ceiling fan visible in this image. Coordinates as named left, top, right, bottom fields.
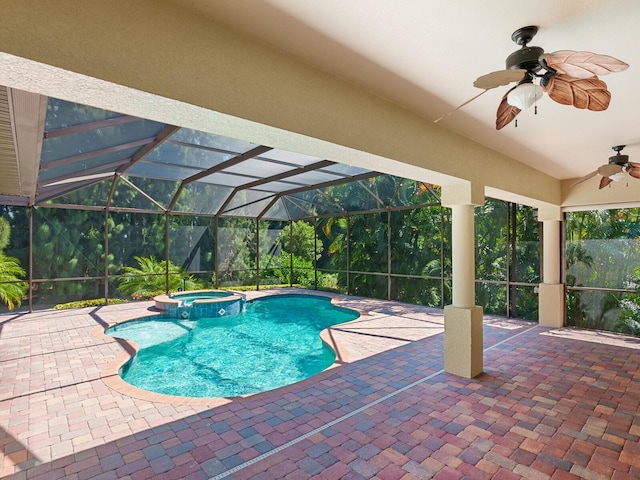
left=571, top=145, right=640, bottom=189
left=473, top=26, right=629, bottom=130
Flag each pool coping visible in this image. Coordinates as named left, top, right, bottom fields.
left=94, top=291, right=362, bottom=406
left=153, top=289, right=246, bottom=314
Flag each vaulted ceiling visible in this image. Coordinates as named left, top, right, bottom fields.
left=197, top=0, right=639, bottom=183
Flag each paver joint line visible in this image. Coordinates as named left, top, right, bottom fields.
left=208, top=326, right=538, bottom=480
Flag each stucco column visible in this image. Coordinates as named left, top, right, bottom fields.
left=538, top=205, right=564, bottom=328
left=441, top=184, right=484, bottom=378
left=451, top=204, right=475, bottom=307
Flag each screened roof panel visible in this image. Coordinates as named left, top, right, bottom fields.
left=168, top=128, right=257, bottom=154
left=283, top=170, right=343, bottom=185
left=128, top=160, right=201, bottom=181
left=261, top=198, right=289, bottom=220
left=110, top=181, right=164, bottom=211
left=22, top=95, right=437, bottom=220
left=251, top=181, right=306, bottom=193
left=124, top=176, right=181, bottom=209
left=257, top=149, right=323, bottom=166
left=45, top=98, right=124, bottom=130
left=41, top=119, right=164, bottom=163
left=146, top=142, right=235, bottom=169
left=320, top=163, right=371, bottom=176
left=222, top=190, right=275, bottom=212
left=173, top=183, right=234, bottom=215
left=39, top=178, right=112, bottom=206
left=287, top=190, right=344, bottom=215
left=317, top=181, right=382, bottom=211
left=222, top=195, right=277, bottom=218
left=223, top=158, right=296, bottom=177
left=38, top=147, right=140, bottom=184
left=282, top=197, right=315, bottom=219
left=197, top=171, right=261, bottom=187
left=41, top=172, right=114, bottom=189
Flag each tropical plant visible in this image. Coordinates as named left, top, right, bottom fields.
left=117, top=256, right=203, bottom=299
left=273, top=254, right=315, bottom=287
left=0, top=216, right=28, bottom=310
left=0, top=252, right=28, bottom=310
left=266, top=220, right=324, bottom=287
left=216, top=218, right=257, bottom=286
left=277, top=220, right=323, bottom=261
left=0, top=216, right=10, bottom=250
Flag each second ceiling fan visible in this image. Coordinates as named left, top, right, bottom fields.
left=473, top=26, right=629, bottom=129
left=572, top=146, right=640, bottom=189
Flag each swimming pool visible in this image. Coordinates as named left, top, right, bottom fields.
left=106, top=294, right=359, bottom=398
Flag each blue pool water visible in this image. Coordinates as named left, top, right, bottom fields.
left=106, top=294, right=359, bottom=398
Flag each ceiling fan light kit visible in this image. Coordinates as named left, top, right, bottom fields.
left=506, top=82, right=542, bottom=110
left=609, top=171, right=627, bottom=183
left=472, top=25, right=629, bottom=130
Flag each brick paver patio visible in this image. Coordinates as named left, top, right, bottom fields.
left=1, top=289, right=640, bottom=479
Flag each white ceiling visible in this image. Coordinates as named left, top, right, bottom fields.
left=175, top=0, right=640, bottom=182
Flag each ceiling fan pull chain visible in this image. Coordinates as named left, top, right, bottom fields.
left=515, top=119, right=518, bottom=127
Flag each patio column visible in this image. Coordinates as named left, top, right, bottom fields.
left=538, top=205, right=564, bottom=327
left=441, top=184, right=484, bottom=378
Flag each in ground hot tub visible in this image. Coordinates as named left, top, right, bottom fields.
left=153, top=289, right=245, bottom=319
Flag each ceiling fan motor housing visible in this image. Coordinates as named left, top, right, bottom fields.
left=609, top=154, right=629, bottom=165
left=506, top=46, right=545, bottom=73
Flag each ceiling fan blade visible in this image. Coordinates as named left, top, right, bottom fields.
left=598, top=164, right=623, bottom=176
left=599, top=176, right=614, bottom=189
left=570, top=170, right=598, bottom=188
left=434, top=89, right=489, bottom=123
left=627, top=162, right=640, bottom=179
left=473, top=69, right=526, bottom=89
left=543, top=74, right=611, bottom=111
left=542, top=50, right=629, bottom=79
left=496, top=87, right=521, bottom=130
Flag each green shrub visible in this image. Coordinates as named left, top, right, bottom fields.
left=318, top=272, right=339, bottom=291
left=53, top=298, right=129, bottom=310
left=130, top=289, right=168, bottom=301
